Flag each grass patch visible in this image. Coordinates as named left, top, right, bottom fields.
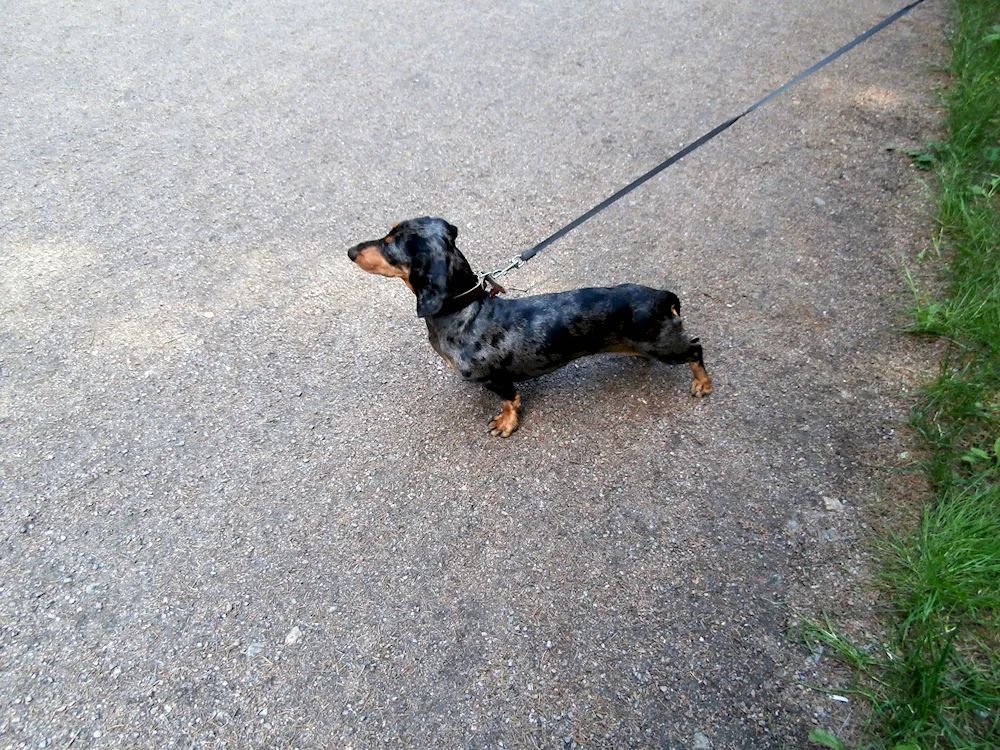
left=805, top=487, right=1000, bottom=748
left=807, top=1, right=1000, bottom=747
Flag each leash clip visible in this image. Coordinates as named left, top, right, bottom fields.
left=482, top=274, right=506, bottom=298
left=478, top=255, right=526, bottom=297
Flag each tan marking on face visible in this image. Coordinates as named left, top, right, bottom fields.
left=689, top=362, right=712, bottom=397
left=352, top=245, right=411, bottom=288
left=488, top=393, right=521, bottom=437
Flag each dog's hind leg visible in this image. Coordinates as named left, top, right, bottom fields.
left=483, top=379, right=521, bottom=437
left=644, top=333, right=713, bottom=398
left=648, top=299, right=712, bottom=398
left=685, top=339, right=712, bottom=398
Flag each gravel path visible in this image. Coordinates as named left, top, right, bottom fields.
left=2, top=1, right=944, bottom=747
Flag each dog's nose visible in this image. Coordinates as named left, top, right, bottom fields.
left=347, top=244, right=362, bottom=262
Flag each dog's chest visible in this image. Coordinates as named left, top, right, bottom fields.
left=425, top=320, right=473, bottom=375
left=425, top=315, right=502, bottom=381
left=426, top=324, right=455, bottom=367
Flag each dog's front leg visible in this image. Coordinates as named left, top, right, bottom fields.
left=483, top=379, right=521, bottom=438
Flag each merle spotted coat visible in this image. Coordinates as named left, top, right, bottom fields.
left=348, top=217, right=711, bottom=436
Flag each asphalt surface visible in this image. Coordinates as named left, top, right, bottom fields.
left=2, top=1, right=945, bottom=747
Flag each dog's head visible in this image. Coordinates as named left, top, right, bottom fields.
left=347, top=217, right=475, bottom=318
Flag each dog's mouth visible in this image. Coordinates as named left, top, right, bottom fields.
left=348, top=243, right=412, bottom=288
left=347, top=243, right=365, bottom=263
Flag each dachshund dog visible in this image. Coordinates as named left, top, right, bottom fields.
left=347, top=217, right=711, bottom=437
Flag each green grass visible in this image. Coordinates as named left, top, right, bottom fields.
left=806, top=1, right=1000, bottom=748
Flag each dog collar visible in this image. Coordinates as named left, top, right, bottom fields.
left=434, top=282, right=489, bottom=317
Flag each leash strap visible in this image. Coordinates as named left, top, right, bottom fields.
left=517, top=0, right=929, bottom=265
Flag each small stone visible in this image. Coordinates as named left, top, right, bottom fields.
left=693, top=732, right=712, bottom=749
left=823, top=497, right=844, bottom=512
left=284, top=626, right=303, bottom=646
left=819, top=529, right=838, bottom=543
left=813, top=197, right=826, bottom=207
left=807, top=645, right=824, bottom=664
left=246, top=643, right=265, bottom=658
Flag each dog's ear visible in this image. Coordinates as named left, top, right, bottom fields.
left=444, top=221, right=458, bottom=244
left=410, top=235, right=449, bottom=318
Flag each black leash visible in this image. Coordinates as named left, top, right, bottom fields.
left=507, top=0, right=928, bottom=269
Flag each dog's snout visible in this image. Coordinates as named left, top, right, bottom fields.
left=348, top=244, right=363, bottom=262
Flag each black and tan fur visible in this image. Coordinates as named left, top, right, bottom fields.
left=348, top=217, right=711, bottom=437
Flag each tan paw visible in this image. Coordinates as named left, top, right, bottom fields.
left=691, top=378, right=713, bottom=398
left=488, top=395, right=520, bottom=437
left=689, top=362, right=713, bottom=398
left=488, top=414, right=518, bottom=437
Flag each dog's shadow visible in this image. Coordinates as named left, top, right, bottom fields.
left=451, top=355, right=693, bottom=432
